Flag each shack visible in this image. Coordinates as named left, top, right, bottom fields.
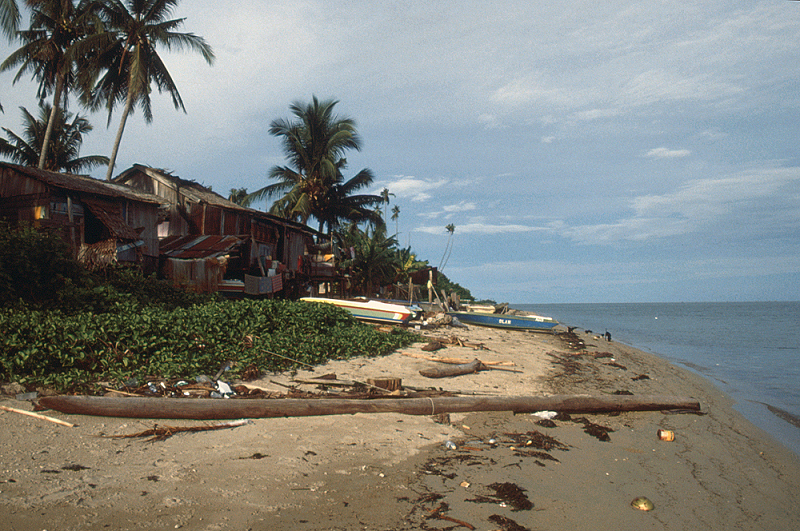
left=0, top=162, right=164, bottom=270
left=113, top=164, right=333, bottom=296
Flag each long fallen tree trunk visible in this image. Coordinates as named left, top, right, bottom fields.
left=39, top=394, right=701, bottom=421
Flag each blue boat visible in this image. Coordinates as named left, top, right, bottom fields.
left=448, top=310, right=559, bottom=332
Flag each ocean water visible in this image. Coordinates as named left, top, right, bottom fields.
left=517, top=302, right=800, bottom=458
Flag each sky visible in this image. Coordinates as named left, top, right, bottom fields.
left=2, top=0, right=800, bottom=303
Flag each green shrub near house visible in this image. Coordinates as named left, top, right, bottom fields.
left=0, top=224, right=417, bottom=393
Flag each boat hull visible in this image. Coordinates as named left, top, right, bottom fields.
left=301, top=297, right=411, bottom=324
left=448, top=311, right=558, bottom=331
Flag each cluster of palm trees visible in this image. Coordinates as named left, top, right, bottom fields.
left=0, top=0, right=213, bottom=177
left=243, top=96, right=430, bottom=295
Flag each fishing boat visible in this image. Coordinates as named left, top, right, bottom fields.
left=301, top=297, right=412, bottom=325
left=374, top=298, right=425, bottom=319
left=448, top=310, right=559, bottom=332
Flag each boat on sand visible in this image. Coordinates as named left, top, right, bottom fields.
left=301, top=297, right=412, bottom=325
left=448, top=309, right=559, bottom=332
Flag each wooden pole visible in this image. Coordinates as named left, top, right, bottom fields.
left=39, top=395, right=701, bottom=421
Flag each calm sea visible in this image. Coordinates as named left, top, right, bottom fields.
left=517, top=302, right=800, bottom=458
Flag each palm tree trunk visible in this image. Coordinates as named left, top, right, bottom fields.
left=38, top=74, right=65, bottom=169
left=105, top=91, right=134, bottom=181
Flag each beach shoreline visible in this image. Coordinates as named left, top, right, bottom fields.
left=2, top=325, right=799, bottom=530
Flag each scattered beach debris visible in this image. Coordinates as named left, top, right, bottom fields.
left=504, top=429, right=568, bottom=452
left=106, top=419, right=252, bottom=442
left=402, top=351, right=511, bottom=366
left=557, top=330, right=587, bottom=350
left=427, top=501, right=476, bottom=529
left=61, top=464, right=90, bottom=471
left=631, top=496, right=655, bottom=511
left=421, top=340, right=445, bottom=351
left=572, top=417, right=615, bottom=442
left=488, top=514, right=531, bottom=531
left=657, top=429, right=675, bottom=441
left=632, top=374, right=651, bottom=381
left=419, top=359, right=522, bottom=378
left=419, top=359, right=486, bottom=378
left=239, top=452, right=269, bottom=460
left=0, top=404, right=74, bottom=427
left=468, top=482, right=533, bottom=511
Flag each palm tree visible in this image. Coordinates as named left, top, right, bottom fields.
left=315, top=165, right=384, bottom=234
left=1, top=102, right=109, bottom=172
left=339, top=224, right=399, bottom=296
left=1, top=0, right=22, bottom=112
left=88, top=0, right=214, bottom=180
left=1, top=0, right=103, bottom=169
left=250, top=96, right=383, bottom=233
left=228, top=187, right=255, bottom=207
left=391, top=204, right=400, bottom=235
left=392, top=245, right=426, bottom=285
left=439, top=223, right=455, bottom=271
left=379, top=187, right=394, bottom=224
left=1, top=0, right=21, bottom=40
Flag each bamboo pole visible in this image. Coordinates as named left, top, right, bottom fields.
left=39, top=395, right=701, bottom=421
left=1, top=405, right=75, bottom=427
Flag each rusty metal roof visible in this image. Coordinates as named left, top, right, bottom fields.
left=1, top=162, right=165, bottom=205
left=160, top=234, right=245, bottom=259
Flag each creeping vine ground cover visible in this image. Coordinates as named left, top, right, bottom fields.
left=0, top=299, right=416, bottom=393
left=0, top=225, right=417, bottom=392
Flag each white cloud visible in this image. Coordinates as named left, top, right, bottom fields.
left=416, top=223, right=544, bottom=235
left=559, top=165, right=800, bottom=244
left=645, top=147, right=692, bottom=158
left=478, top=114, right=504, bottom=129
left=377, top=176, right=448, bottom=202
left=443, top=201, right=477, bottom=213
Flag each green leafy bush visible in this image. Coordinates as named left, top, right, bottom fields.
left=0, top=299, right=417, bottom=392
left=0, top=222, right=85, bottom=307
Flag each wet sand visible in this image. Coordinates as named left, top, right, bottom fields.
left=2, top=325, right=799, bottom=530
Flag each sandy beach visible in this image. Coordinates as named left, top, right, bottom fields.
left=2, top=323, right=799, bottom=530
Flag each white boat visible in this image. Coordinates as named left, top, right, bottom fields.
left=300, top=297, right=412, bottom=324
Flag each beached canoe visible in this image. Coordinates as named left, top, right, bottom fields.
left=39, top=394, right=701, bottom=420
left=448, top=310, right=559, bottom=331
left=301, top=297, right=412, bottom=324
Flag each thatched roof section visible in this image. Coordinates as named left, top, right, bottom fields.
left=0, top=162, right=164, bottom=205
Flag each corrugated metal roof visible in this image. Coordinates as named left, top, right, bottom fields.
left=0, top=162, right=165, bottom=205
left=160, top=234, right=244, bottom=259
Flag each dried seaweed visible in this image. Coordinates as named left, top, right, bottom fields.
left=488, top=514, right=531, bottom=531
left=503, top=429, right=569, bottom=451
left=572, top=417, right=614, bottom=442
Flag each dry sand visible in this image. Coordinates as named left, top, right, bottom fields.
left=2, top=324, right=799, bottom=530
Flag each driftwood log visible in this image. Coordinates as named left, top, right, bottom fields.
left=39, top=395, right=701, bottom=421
left=419, top=359, right=486, bottom=378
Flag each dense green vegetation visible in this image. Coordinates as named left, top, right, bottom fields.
left=0, top=298, right=415, bottom=394
left=0, top=225, right=417, bottom=393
